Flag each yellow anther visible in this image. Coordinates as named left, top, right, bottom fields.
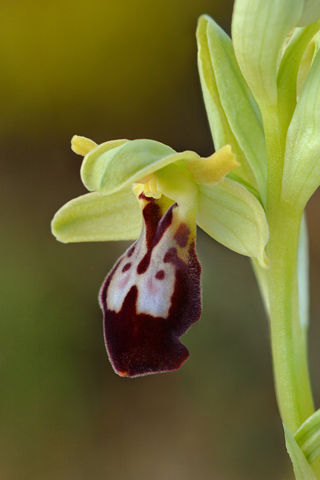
left=134, top=175, right=162, bottom=199
left=71, top=135, right=98, bottom=156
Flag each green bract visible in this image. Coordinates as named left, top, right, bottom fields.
left=232, top=0, right=304, bottom=108
left=295, top=409, right=320, bottom=464
left=299, top=0, right=320, bottom=26
left=282, top=47, right=320, bottom=210
left=277, top=20, right=320, bottom=129
left=197, top=15, right=267, bottom=203
left=284, top=424, right=318, bottom=480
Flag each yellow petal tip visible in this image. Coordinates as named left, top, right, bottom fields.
left=186, top=145, right=240, bottom=185
left=71, top=135, right=98, bottom=156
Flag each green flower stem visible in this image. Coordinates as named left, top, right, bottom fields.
left=267, top=202, right=314, bottom=432
left=263, top=105, right=315, bottom=435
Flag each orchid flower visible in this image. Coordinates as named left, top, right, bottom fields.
left=52, top=136, right=268, bottom=377
left=51, top=0, right=320, bottom=477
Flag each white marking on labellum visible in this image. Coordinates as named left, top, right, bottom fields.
left=99, top=195, right=202, bottom=377
left=106, top=206, right=176, bottom=318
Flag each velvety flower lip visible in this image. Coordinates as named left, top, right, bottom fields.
left=99, top=192, right=201, bottom=377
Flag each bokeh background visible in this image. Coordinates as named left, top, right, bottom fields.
left=2, top=1, right=320, bottom=479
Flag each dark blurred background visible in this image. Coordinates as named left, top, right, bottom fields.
left=1, top=1, right=320, bottom=479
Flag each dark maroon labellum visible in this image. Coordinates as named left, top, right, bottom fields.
left=99, top=196, right=202, bottom=377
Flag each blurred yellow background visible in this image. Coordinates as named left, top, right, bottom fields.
left=1, top=1, right=320, bottom=479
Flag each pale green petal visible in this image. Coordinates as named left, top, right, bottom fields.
left=80, top=139, right=198, bottom=194
left=299, top=0, right=320, bottom=26
left=186, top=145, right=240, bottom=185
left=81, top=138, right=129, bottom=160
left=197, top=15, right=267, bottom=202
left=277, top=20, right=320, bottom=128
left=295, top=409, right=320, bottom=463
left=284, top=423, right=317, bottom=479
left=71, top=135, right=98, bottom=156
left=51, top=188, right=141, bottom=243
left=282, top=49, right=320, bottom=210
left=196, top=180, right=269, bottom=267
left=232, top=0, right=304, bottom=107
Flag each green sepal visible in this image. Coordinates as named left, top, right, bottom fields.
left=277, top=20, right=320, bottom=129
left=282, top=49, right=320, bottom=210
left=197, top=15, right=267, bottom=203
left=232, top=0, right=304, bottom=107
left=80, top=139, right=199, bottom=194
left=284, top=423, right=317, bottom=479
left=51, top=188, right=141, bottom=243
left=196, top=179, right=269, bottom=267
left=295, top=409, right=320, bottom=464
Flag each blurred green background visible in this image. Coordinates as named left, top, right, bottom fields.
left=1, top=1, right=320, bottom=479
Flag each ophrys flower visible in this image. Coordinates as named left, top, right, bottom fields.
left=52, top=135, right=268, bottom=376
